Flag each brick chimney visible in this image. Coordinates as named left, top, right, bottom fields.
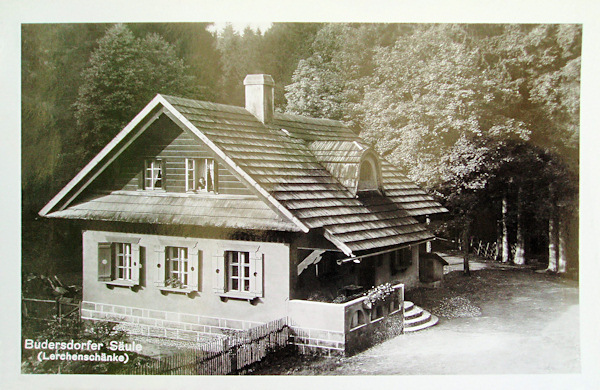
left=244, top=74, right=274, bottom=124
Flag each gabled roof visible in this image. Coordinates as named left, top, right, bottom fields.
left=40, top=93, right=447, bottom=257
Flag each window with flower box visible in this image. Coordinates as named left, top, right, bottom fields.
left=155, top=241, right=202, bottom=294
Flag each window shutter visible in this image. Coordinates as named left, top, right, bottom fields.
left=160, top=159, right=167, bottom=190
left=98, top=243, right=112, bottom=281
left=189, top=250, right=202, bottom=291
left=250, top=253, right=264, bottom=297
left=155, top=247, right=165, bottom=287
left=213, top=160, right=219, bottom=193
left=212, top=253, right=225, bottom=294
left=131, top=243, right=140, bottom=285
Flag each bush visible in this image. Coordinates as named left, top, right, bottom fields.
left=21, top=317, right=150, bottom=374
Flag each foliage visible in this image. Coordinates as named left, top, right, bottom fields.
left=21, top=317, right=149, bottom=374
left=74, top=24, right=199, bottom=161
left=285, top=23, right=410, bottom=129
left=363, top=283, right=395, bottom=307
left=362, top=25, right=530, bottom=187
left=164, top=277, right=185, bottom=289
left=215, top=23, right=320, bottom=109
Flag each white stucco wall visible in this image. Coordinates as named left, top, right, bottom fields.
left=82, top=230, right=291, bottom=324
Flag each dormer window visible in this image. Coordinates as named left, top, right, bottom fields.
left=144, top=159, right=164, bottom=190
left=357, top=154, right=380, bottom=192
left=185, top=158, right=217, bottom=193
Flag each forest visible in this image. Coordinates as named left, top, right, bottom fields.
left=21, top=23, right=580, bottom=276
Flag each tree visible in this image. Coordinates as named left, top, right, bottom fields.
left=260, top=23, right=322, bottom=109
left=74, top=24, right=198, bottom=161
left=361, top=24, right=529, bottom=188
left=285, top=23, right=410, bottom=128
left=129, top=23, right=223, bottom=102
left=215, top=24, right=265, bottom=106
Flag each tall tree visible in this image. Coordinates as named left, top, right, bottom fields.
left=285, top=23, right=410, bottom=128
left=215, top=24, right=265, bottom=106
left=361, top=24, right=528, bottom=187
left=74, top=24, right=198, bottom=162
left=129, top=23, right=222, bottom=102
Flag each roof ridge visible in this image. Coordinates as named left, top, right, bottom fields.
left=160, top=94, right=250, bottom=114
left=274, top=111, right=346, bottom=127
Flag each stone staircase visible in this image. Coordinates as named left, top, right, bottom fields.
left=403, top=301, right=439, bottom=333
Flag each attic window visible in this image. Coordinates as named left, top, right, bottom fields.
left=357, top=157, right=379, bottom=191
left=144, top=159, right=164, bottom=190
left=185, top=158, right=218, bottom=193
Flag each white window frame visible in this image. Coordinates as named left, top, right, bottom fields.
left=145, top=159, right=163, bottom=190
left=185, top=158, right=196, bottom=192
left=97, top=237, right=141, bottom=288
left=212, top=243, right=263, bottom=300
left=198, top=158, right=216, bottom=193
left=226, top=251, right=251, bottom=293
left=115, top=243, right=133, bottom=281
left=165, top=246, right=189, bottom=288
left=155, top=239, right=202, bottom=294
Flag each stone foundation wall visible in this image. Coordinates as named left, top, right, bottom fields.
left=289, top=326, right=345, bottom=357
left=81, top=301, right=263, bottom=342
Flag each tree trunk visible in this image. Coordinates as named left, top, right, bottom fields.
left=547, top=208, right=558, bottom=272
left=462, top=223, right=470, bottom=276
left=558, top=206, right=568, bottom=273
left=496, top=220, right=502, bottom=261
left=502, top=194, right=510, bottom=263
left=514, top=187, right=526, bottom=265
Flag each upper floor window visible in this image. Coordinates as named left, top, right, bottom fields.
left=186, top=158, right=217, bottom=193
left=144, top=159, right=163, bottom=190
left=357, top=155, right=380, bottom=192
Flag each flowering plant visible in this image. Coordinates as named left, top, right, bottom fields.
left=363, top=283, right=394, bottom=308
left=165, top=277, right=185, bottom=289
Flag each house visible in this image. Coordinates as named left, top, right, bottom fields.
left=39, top=74, right=447, bottom=355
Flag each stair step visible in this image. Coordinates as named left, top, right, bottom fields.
left=404, top=306, right=424, bottom=319
left=403, top=301, right=414, bottom=311
left=404, top=314, right=439, bottom=332
left=404, top=310, right=431, bottom=326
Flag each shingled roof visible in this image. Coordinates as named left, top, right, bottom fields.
left=41, top=82, right=446, bottom=257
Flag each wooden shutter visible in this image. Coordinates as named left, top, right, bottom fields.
left=189, top=250, right=202, bottom=291
left=131, top=243, right=140, bottom=285
left=213, top=160, right=219, bottom=193
left=212, top=253, right=225, bottom=294
left=155, top=247, right=165, bottom=287
left=250, top=253, right=264, bottom=297
left=98, top=242, right=112, bottom=281
left=160, top=159, right=167, bottom=190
